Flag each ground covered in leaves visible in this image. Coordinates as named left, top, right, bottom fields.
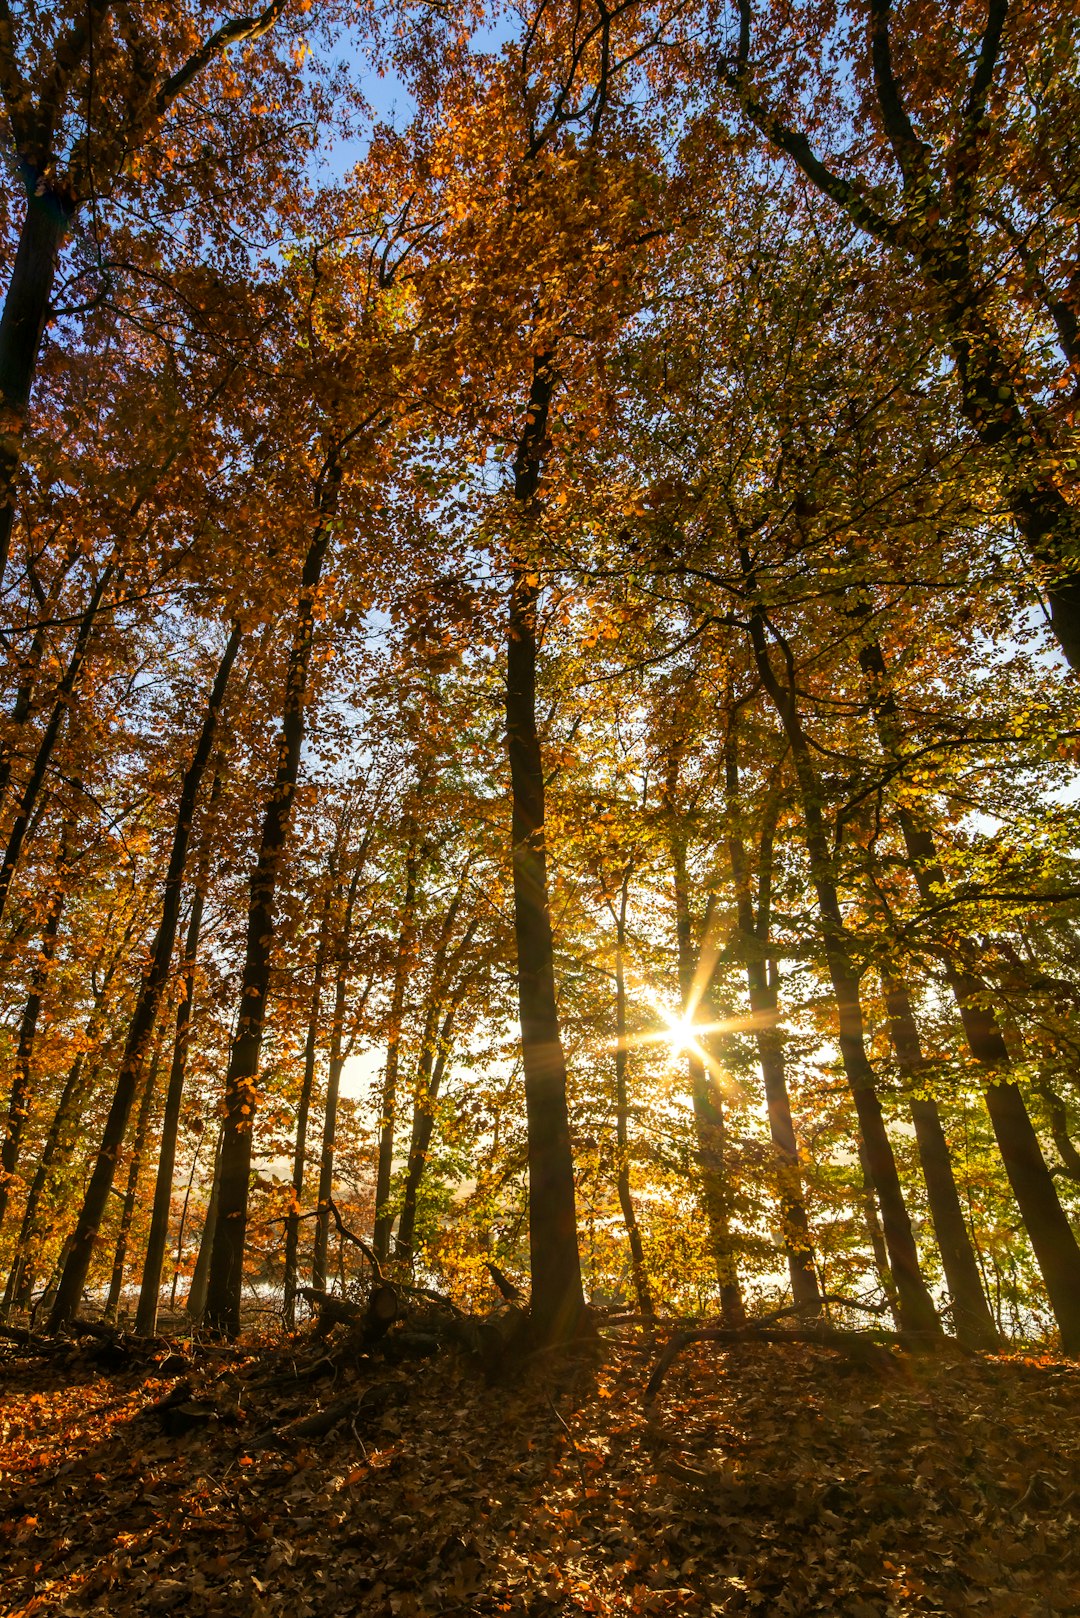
left=2, top=1326, right=1078, bottom=1617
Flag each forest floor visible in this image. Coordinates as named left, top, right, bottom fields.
left=1, top=1326, right=1078, bottom=1618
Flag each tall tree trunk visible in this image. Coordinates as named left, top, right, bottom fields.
left=313, top=857, right=367, bottom=1292
left=204, top=480, right=337, bottom=1336
left=395, top=1001, right=458, bottom=1267
left=611, top=875, right=653, bottom=1320
left=746, top=596, right=941, bottom=1338
left=134, top=866, right=211, bottom=1337
left=186, top=1130, right=223, bottom=1322
left=724, top=726, right=821, bottom=1311
left=0, top=561, right=115, bottom=931
left=505, top=357, right=585, bottom=1345
left=0, top=186, right=75, bottom=583
left=2, top=911, right=139, bottom=1314
left=104, top=1028, right=165, bottom=1321
left=282, top=885, right=333, bottom=1326
left=881, top=972, right=1001, bottom=1350
left=393, top=882, right=474, bottom=1266
left=0, top=830, right=70, bottom=1233
left=48, top=624, right=241, bottom=1330
left=667, top=813, right=746, bottom=1326
left=857, top=629, right=1080, bottom=1353
left=372, top=836, right=420, bottom=1262
left=859, top=1144, right=902, bottom=1329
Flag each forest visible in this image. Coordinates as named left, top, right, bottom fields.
left=0, top=1, right=1078, bottom=1614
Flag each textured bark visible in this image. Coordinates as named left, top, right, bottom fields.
left=747, top=599, right=940, bottom=1337
left=506, top=358, right=585, bottom=1345
left=48, top=625, right=240, bottom=1330
left=204, top=476, right=339, bottom=1337
left=0, top=186, right=74, bottom=581
left=882, top=974, right=1000, bottom=1350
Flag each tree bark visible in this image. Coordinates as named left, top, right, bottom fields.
left=372, top=835, right=420, bottom=1262
left=746, top=597, right=941, bottom=1338
left=0, top=562, right=115, bottom=931
left=47, top=624, right=241, bottom=1330
left=104, top=1026, right=165, bottom=1321
left=134, top=868, right=210, bottom=1337
left=0, top=834, right=69, bottom=1233
left=724, top=725, right=821, bottom=1311
left=312, top=858, right=367, bottom=1292
left=204, top=472, right=341, bottom=1337
left=0, top=186, right=75, bottom=583
left=857, top=630, right=1080, bottom=1353
left=186, top=1130, right=222, bottom=1322
left=881, top=973, right=1001, bottom=1350
left=611, top=875, right=654, bottom=1319
left=282, top=883, right=333, bottom=1326
left=506, top=357, right=585, bottom=1345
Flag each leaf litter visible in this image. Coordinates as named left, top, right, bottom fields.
left=1, top=1333, right=1078, bottom=1617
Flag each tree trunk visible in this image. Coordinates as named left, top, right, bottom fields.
left=506, top=358, right=585, bottom=1345
left=2, top=913, right=138, bottom=1315
left=612, top=877, right=654, bottom=1319
left=282, top=886, right=333, bottom=1326
left=0, top=186, right=75, bottom=583
left=312, top=859, right=366, bottom=1292
left=134, top=875, right=209, bottom=1337
left=204, top=478, right=339, bottom=1337
left=724, top=726, right=821, bottom=1311
left=0, top=562, right=115, bottom=932
left=881, top=973, right=1000, bottom=1350
left=372, top=836, right=420, bottom=1262
left=104, top=1027, right=165, bottom=1322
left=0, top=844, right=69, bottom=1233
left=747, top=598, right=941, bottom=1338
left=859, top=1143, right=902, bottom=1329
left=186, top=1130, right=222, bottom=1322
left=857, top=630, right=1080, bottom=1353
left=395, top=1000, right=458, bottom=1266
left=48, top=624, right=241, bottom=1330
left=665, top=754, right=745, bottom=1327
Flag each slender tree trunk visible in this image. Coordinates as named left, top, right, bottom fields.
left=0, top=186, right=75, bottom=583
left=393, top=883, right=474, bottom=1266
left=857, top=630, right=1080, bottom=1353
left=186, top=1130, right=222, bottom=1321
left=282, top=887, right=333, bottom=1326
left=372, top=837, right=420, bottom=1261
left=506, top=358, right=585, bottom=1345
left=724, top=727, right=821, bottom=1311
left=104, top=1028, right=165, bottom=1322
left=395, top=1001, right=458, bottom=1266
left=204, top=490, right=337, bottom=1335
left=0, top=845, right=69, bottom=1232
left=48, top=625, right=241, bottom=1329
left=310, top=849, right=367, bottom=1292
left=0, top=562, right=115, bottom=931
left=2, top=913, right=138, bottom=1315
left=134, top=874, right=209, bottom=1337
left=612, top=877, right=653, bottom=1319
left=747, top=598, right=940, bottom=1338
left=667, top=821, right=746, bottom=1326
left=859, top=1144, right=902, bottom=1329
left=881, top=973, right=1000, bottom=1349
left=0, top=542, right=81, bottom=812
